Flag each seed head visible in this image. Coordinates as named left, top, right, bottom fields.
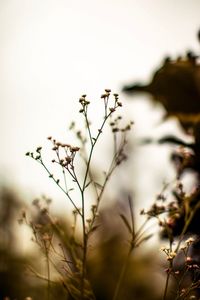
left=52, top=146, right=58, bottom=151
left=101, top=94, right=107, bottom=99
left=70, top=146, right=80, bottom=152
left=186, top=237, right=195, bottom=245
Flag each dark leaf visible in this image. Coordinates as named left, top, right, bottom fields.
left=120, top=214, right=132, bottom=234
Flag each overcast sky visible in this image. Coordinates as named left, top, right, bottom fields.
left=0, top=0, right=200, bottom=205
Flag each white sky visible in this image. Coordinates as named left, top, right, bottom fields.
left=0, top=0, right=200, bottom=207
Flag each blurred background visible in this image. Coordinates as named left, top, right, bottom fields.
left=0, top=0, right=200, bottom=202
left=1, top=1, right=200, bottom=299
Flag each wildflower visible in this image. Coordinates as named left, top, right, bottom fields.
left=186, top=237, right=195, bottom=245
left=125, top=124, right=131, bottom=131
left=160, top=246, right=167, bottom=252
left=112, top=128, right=119, bottom=132
left=156, top=193, right=166, bottom=201
left=186, top=256, right=193, bottom=264
left=191, top=264, right=199, bottom=270
left=101, top=94, right=107, bottom=99
left=63, top=143, right=71, bottom=148
left=170, top=251, right=176, bottom=258
left=72, top=209, right=78, bottom=216
left=180, top=246, right=187, bottom=251
left=167, top=251, right=176, bottom=261
left=70, top=146, right=80, bottom=152
left=180, top=288, right=186, bottom=296
left=164, top=268, right=171, bottom=273
left=91, top=205, right=97, bottom=212
left=166, top=217, right=175, bottom=228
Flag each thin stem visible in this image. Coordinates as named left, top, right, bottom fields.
left=27, top=266, right=57, bottom=284
left=134, top=218, right=149, bottom=241
left=55, top=149, right=69, bottom=194
left=79, top=106, right=115, bottom=298
left=84, top=108, right=93, bottom=147
left=62, top=167, right=68, bottom=194
left=44, top=241, right=50, bottom=300
left=112, top=248, right=132, bottom=300
left=112, top=218, right=149, bottom=300
left=88, top=163, right=116, bottom=234
left=82, top=109, right=115, bottom=191
left=175, top=202, right=200, bottom=252
left=163, top=271, right=171, bottom=300
left=128, top=196, right=134, bottom=232
left=174, top=266, right=187, bottom=300
left=39, top=159, right=82, bottom=216
left=113, top=132, right=117, bottom=157
left=162, top=233, right=174, bottom=300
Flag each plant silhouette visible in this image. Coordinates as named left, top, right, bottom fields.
left=123, top=30, right=200, bottom=131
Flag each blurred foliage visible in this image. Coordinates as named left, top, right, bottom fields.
left=123, top=30, right=200, bottom=131
left=0, top=187, right=162, bottom=300
left=0, top=187, right=47, bottom=300
left=123, top=29, right=200, bottom=239
left=2, top=30, right=200, bottom=300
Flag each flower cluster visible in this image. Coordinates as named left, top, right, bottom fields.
left=48, top=137, right=80, bottom=169
left=25, top=90, right=134, bottom=300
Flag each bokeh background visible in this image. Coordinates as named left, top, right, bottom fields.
left=0, top=0, right=200, bottom=213
left=1, top=1, right=200, bottom=299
